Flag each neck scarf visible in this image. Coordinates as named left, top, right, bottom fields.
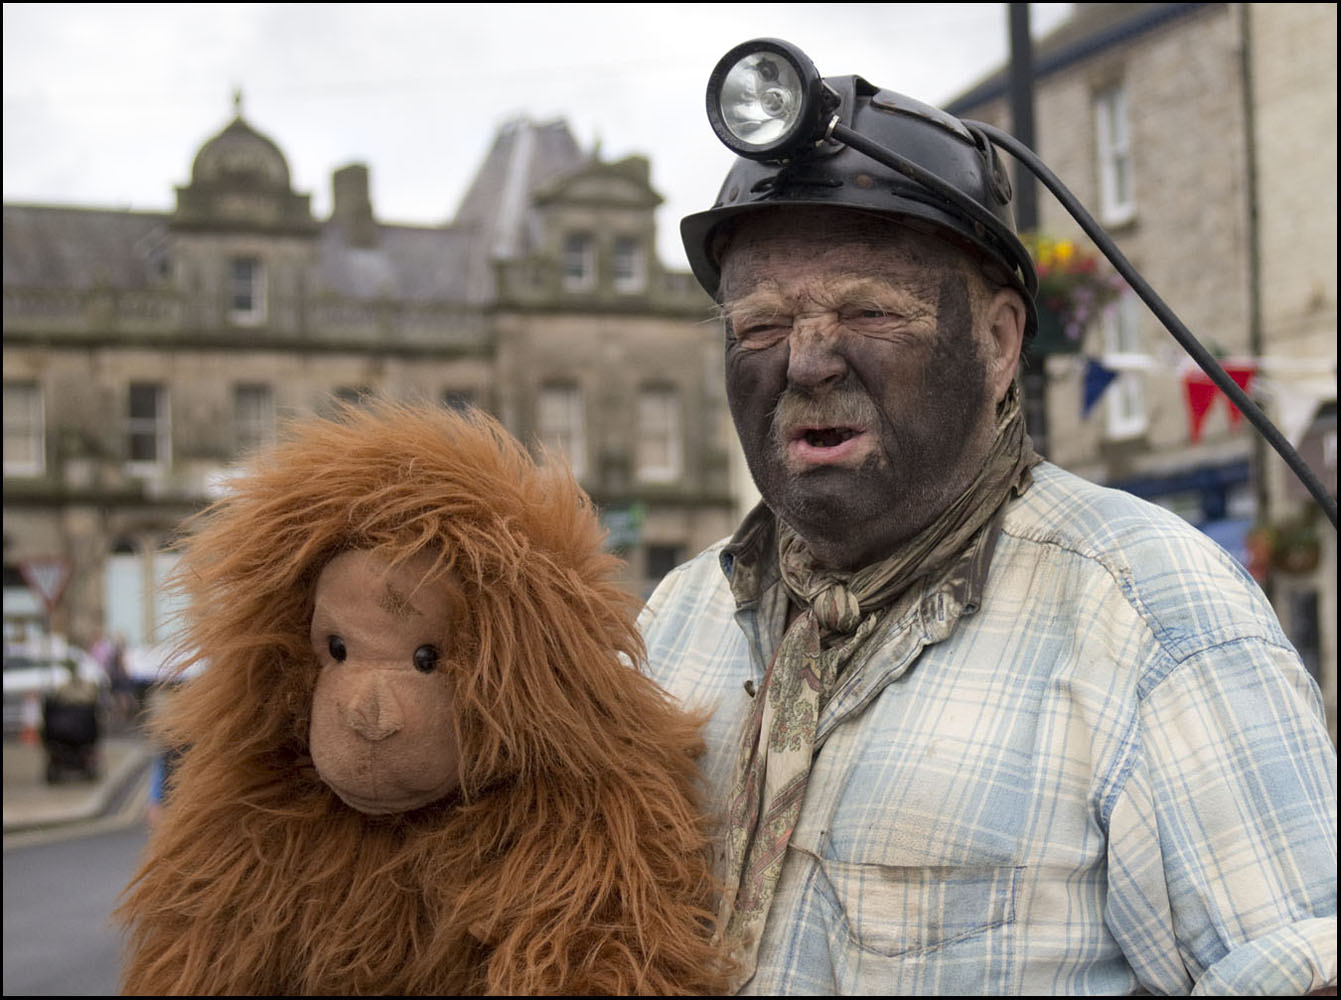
left=717, top=383, right=1039, bottom=987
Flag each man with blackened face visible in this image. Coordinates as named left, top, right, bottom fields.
left=640, top=53, right=1337, bottom=999
left=720, top=207, right=1024, bottom=570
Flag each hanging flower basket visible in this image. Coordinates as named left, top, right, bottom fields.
left=1032, top=303, right=1081, bottom=355
left=1271, top=515, right=1321, bottom=574
left=1023, top=233, right=1125, bottom=355
left=1246, top=514, right=1322, bottom=577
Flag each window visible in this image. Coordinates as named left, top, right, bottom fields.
left=562, top=233, right=595, bottom=291
left=537, top=382, right=586, bottom=478
left=233, top=383, right=275, bottom=456
left=104, top=543, right=188, bottom=647
left=229, top=256, right=266, bottom=325
left=1102, top=289, right=1146, bottom=439
left=441, top=388, right=475, bottom=412
left=3, top=562, right=43, bottom=642
left=645, top=544, right=684, bottom=581
left=637, top=384, right=682, bottom=483
left=127, top=382, right=170, bottom=469
left=334, top=385, right=374, bottom=407
left=1095, top=85, right=1134, bottom=225
left=613, top=236, right=646, bottom=293
left=3, top=381, right=44, bottom=476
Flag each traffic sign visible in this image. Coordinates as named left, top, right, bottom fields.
left=18, top=556, right=73, bottom=616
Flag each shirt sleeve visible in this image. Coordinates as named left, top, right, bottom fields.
left=1104, top=633, right=1337, bottom=995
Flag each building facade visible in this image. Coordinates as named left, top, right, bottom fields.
left=3, top=106, right=735, bottom=657
left=947, top=2, right=1337, bottom=735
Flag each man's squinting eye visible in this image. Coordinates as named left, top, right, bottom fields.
left=327, top=635, right=347, bottom=662
left=731, top=318, right=790, bottom=346
left=413, top=644, right=440, bottom=674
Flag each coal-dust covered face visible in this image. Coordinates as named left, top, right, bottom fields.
left=308, top=548, right=463, bottom=815
left=719, top=207, right=1024, bottom=570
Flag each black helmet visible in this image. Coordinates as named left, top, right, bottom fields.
left=682, top=41, right=1038, bottom=337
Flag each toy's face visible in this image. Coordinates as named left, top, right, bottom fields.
left=308, top=549, right=463, bottom=815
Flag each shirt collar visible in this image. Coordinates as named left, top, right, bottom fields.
left=720, top=499, right=1009, bottom=622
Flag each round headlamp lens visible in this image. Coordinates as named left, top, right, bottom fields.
left=719, top=52, right=804, bottom=147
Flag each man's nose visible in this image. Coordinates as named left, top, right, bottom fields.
left=786, top=315, right=847, bottom=390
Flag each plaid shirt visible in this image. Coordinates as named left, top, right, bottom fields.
left=640, top=463, right=1337, bottom=995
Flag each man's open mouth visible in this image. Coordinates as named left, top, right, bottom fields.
left=796, top=426, right=859, bottom=448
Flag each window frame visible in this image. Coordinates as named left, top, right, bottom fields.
left=2, top=380, right=45, bottom=477
left=612, top=235, right=646, bottom=294
left=1102, top=289, right=1148, bottom=440
left=228, top=255, right=267, bottom=326
left=636, top=383, right=682, bottom=484
left=537, top=382, right=587, bottom=479
left=561, top=233, right=596, bottom=292
left=126, top=381, right=171, bottom=472
left=1095, top=83, right=1135, bottom=226
left=233, top=382, right=275, bottom=456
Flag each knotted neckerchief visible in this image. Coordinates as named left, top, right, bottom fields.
left=717, top=383, right=1039, bottom=986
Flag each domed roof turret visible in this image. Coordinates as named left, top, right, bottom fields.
left=172, top=91, right=315, bottom=234
left=190, top=93, right=291, bottom=190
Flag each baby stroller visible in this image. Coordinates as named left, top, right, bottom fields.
left=41, top=677, right=102, bottom=783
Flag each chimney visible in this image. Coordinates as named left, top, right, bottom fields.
left=332, top=163, right=377, bottom=248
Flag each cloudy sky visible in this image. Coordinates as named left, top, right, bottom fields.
left=3, top=3, right=1073, bottom=268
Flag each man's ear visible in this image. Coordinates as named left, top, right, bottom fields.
left=984, top=288, right=1027, bottom=402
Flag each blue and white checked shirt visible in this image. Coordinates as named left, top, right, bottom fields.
left=640, top=463, right=1337, bottom=995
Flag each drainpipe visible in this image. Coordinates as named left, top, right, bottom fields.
left=1009, top=2, right=1046, bottom=457
left=1238, top=2, right=1271, bottom=599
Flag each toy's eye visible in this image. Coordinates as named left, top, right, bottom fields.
left=413, top=645, right=440, bottom=674
left=327, top=635, right=347, bottom=662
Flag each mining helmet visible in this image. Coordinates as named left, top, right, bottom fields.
left=682, top=38, right=1039, bottom=337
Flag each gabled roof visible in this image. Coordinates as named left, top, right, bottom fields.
left=454, top=118, right=586, bottom=259
left=531, top=156, right=663, bottom=211
left=447, top=117, right=587, bottom=301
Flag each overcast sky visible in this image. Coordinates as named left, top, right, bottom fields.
left=2, top=3, right=1073, bottom=268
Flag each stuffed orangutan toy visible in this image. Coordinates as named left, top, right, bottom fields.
left=115, top=401, right=730, bottom=996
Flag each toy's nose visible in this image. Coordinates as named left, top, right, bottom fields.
left=340, top=671, right=403, bottom=742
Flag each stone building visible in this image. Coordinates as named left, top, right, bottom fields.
left=2, top=104, right=735, bottom=657
left=947, top=2, right=1337, bottom=735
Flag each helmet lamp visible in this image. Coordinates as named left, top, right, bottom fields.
left=706, top=39, right=829, bottom=161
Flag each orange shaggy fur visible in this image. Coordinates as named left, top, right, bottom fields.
left=115, top=402, right=729, bottom=995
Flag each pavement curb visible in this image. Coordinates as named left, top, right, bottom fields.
left=2, top=737, right=153, bottom=837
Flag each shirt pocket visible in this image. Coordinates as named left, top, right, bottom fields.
left=798, top=846, right=1022, bottom=994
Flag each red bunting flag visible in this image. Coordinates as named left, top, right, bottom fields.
left=1181, top=364, right=1258, bottom=442
left=1221, top=364, right=1257, bottom=428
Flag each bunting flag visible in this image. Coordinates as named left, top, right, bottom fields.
left=1182, top=373, right=1220, bottom=443
left=1181, top=363, right=1258, bottom=442
left=1261, top=375, right=1338, bottom=446
left=1221, top=364, right=1257, bottom=429
left=1074, top=352, right=1332, bottom=439
left=1082, top=357, right=1119, bottom=417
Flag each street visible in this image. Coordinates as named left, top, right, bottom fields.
left=3, top=817, right=150, bottom=995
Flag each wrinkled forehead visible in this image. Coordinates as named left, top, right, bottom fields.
left=718, top=207, right=979, bottom=305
